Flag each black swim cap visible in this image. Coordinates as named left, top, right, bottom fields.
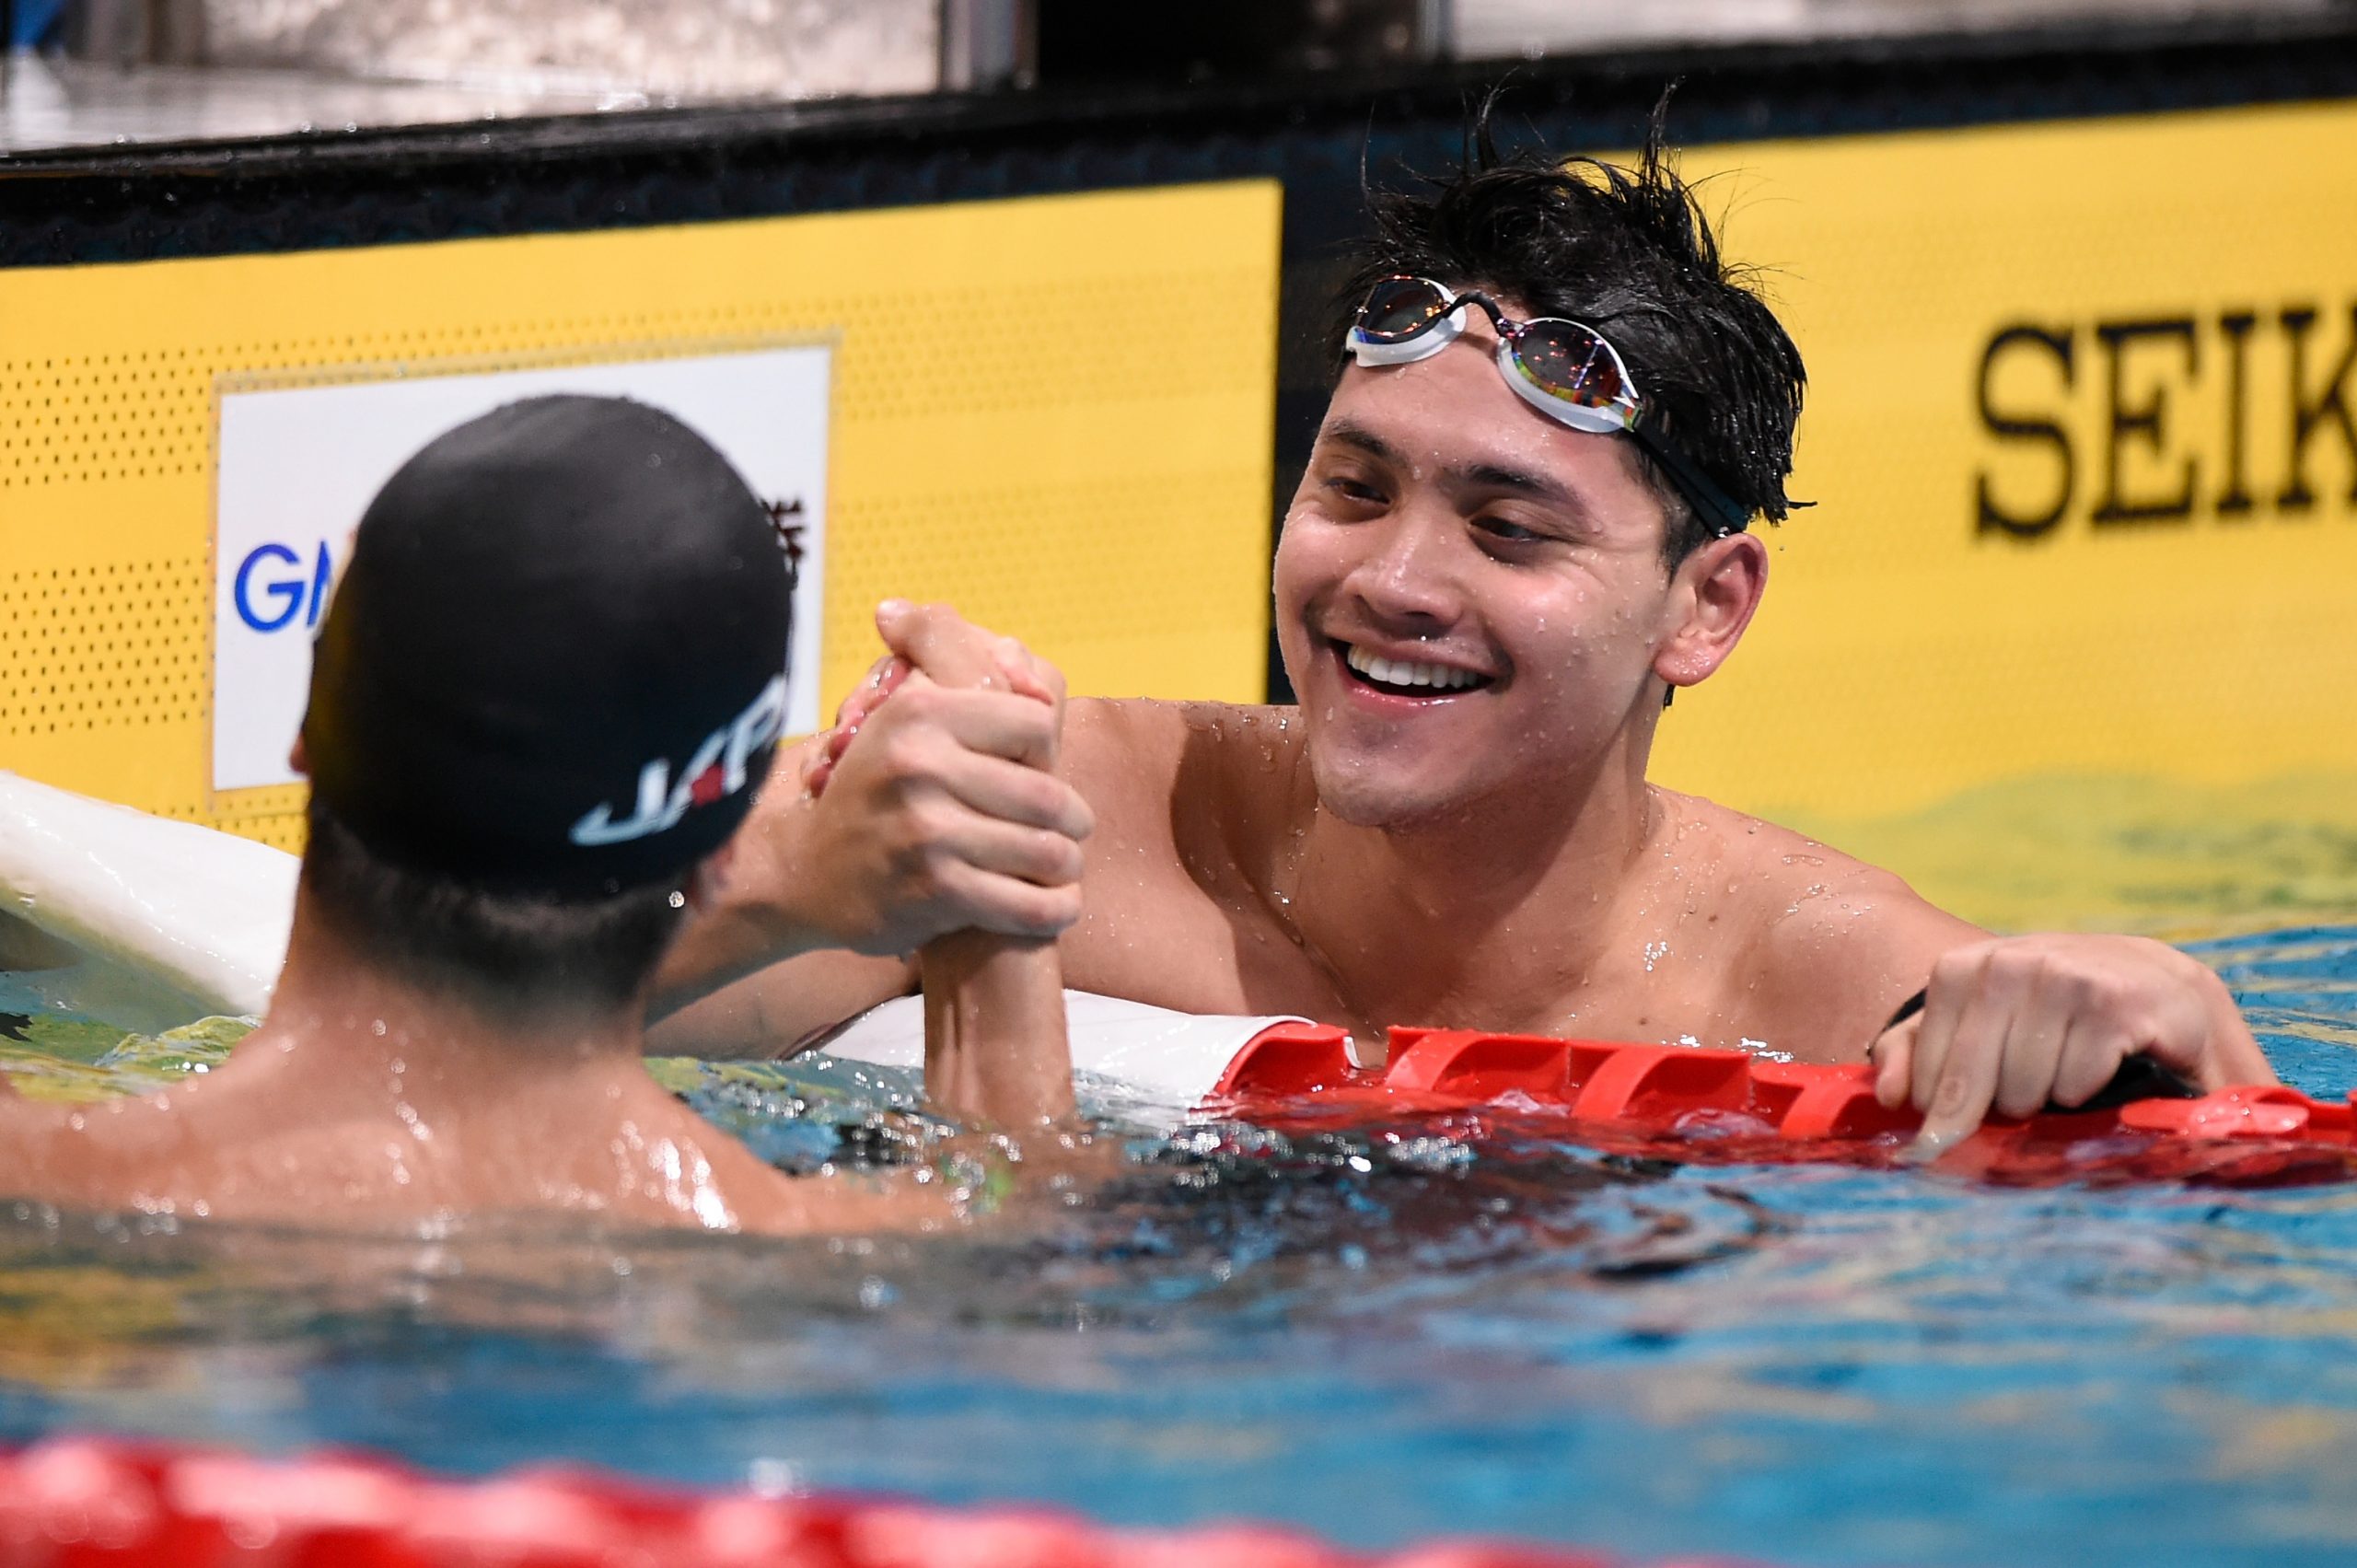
left=302, top=394, right=792, bottom=900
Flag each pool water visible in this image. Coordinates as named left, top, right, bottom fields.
left=4, top=925, right=2357, bottom=1568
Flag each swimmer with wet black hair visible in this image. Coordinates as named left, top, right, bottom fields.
left=653, top=110, right=2278, bottom=1155
left=0, top=395, right=1095, bottom=1232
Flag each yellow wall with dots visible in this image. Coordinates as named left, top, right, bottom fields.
left=1639, top=99, right=2357, bottom=927
left=0, top=181, right=1283, bottom=850
left=1651, top=99, right=2357, bottom=816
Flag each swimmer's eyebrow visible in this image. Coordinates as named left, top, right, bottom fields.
left=1319, top=416, right=1589, bottom=521
left=1454, top=459, right=1576, bottom=509
left=1321, top=418, right=1579, bottom=506
left=1317, top=418, right=1406, bottom=467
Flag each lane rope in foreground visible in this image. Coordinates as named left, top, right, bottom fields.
left=0, top=1438, right=1736, bottom=1568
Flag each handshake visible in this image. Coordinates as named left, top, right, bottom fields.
left=652, top=599, right=1099, bottom=1130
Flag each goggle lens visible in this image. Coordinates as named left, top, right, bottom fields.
left=1356, top=276, right=1455, bottom=342
left=1509, top=321, right=1631, bottom=410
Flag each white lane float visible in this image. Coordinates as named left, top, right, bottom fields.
left=0, top=770, right=1289, bottom=1118
left=0, top=771, right=297, bottom=1035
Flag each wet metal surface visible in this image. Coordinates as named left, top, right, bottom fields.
left=0, top=53, right=629, bottom=152
left=1455, top=0, right=2347, bottom=58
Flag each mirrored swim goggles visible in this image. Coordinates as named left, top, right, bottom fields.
left=1347, top=274, right=1751, bottom=537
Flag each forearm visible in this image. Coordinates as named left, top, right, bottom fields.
left=647, top=736, right=843, bottom=1026
left=920, top=932, right=1074, bottom=1127
left=648, top=887, right=830, bottom=1026
left=647, top=946, right=916, bottom=1058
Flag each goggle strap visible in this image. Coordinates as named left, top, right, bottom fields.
left=1629, top=421, right=1752, bottom=537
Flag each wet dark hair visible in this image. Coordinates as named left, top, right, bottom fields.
left=300, top=795, right=690, bottom=1022
left=1328, top=96, right=1806, bottom=564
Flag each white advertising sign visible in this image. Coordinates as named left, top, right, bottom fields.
left=212, top=345, right=830, bottom=796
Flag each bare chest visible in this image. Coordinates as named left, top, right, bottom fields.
left=1059, top=851, right=1771, bottom=1051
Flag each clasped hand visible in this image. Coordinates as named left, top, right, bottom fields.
left=777, top=600, right=1092, bottom=959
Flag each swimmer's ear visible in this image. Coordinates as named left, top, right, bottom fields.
left=287, top=731, right=310, bottom=777
left=1653, top=530, right=1768, bottom=692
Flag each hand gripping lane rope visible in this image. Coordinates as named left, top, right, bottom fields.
left=1203, top=1024, right=2357, bottom=1187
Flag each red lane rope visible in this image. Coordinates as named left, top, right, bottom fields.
left=0, top=1438, right=1736, bottom=1568
left=1210, top=1025, right=2357, bottom=1186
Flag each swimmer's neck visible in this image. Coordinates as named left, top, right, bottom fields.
left=237, top=896, right=650, bottom=1105
left=1284, top=733, right=1662, bottom=1022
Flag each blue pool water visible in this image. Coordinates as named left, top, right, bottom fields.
left=5, top=924, right=2357, bottom=1568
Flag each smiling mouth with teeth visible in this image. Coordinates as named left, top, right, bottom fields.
left=1338, top=641, right=1496, bottom=697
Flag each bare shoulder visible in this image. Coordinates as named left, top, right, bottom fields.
left=1056, top=699, right=1311, bottom=1011
left=1063, top=698, right=1302, bottom=835
left=0, top=1085, right=189, bottom=1204
left=1064, top=696, right=1291, bottom=766
left=1662, top=791, right=1913, bottom=901
left=1063, top=696, right=1190, bottom=784
left=1656, top=790, right=1985, bottom=1054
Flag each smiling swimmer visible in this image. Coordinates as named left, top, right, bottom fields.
left=0, top=395, right=1093, bottom=1232
left=648, top=111, right=2277, bottom=1155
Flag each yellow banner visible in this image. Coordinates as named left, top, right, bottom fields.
left=1648, top=100, right=2357, bottom=926
left=6, top=102, right=2354, bottom=931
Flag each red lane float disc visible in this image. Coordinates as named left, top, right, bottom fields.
left=0, top=1438, right=1734, bottom=1568
left=1206, top=1025, right=2357, bottom=1187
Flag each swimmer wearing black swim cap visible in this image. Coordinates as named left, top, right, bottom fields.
left=302, top=394, right=792, bottom=900
left=0, top=392, right=1098, bottom=1233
